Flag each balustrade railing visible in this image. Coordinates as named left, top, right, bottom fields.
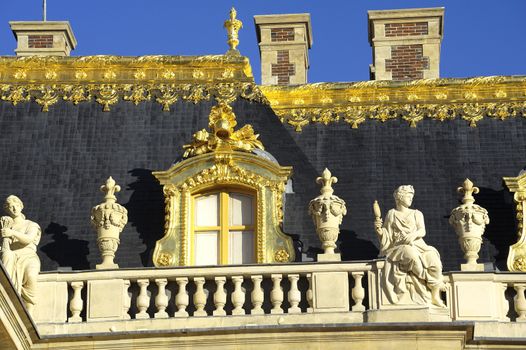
left=34, top=261, right=526, bottom=329
left=37, top=261, right=372, bottom=324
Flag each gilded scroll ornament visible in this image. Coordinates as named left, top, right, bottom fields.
left=503, top=171, right=526, bottom=272
left=274, top=249, right=290, bottom=263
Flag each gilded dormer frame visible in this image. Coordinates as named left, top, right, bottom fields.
left=152, top=102, right=295, bottom=267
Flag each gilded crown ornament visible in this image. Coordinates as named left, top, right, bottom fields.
left=183, top=102, right=264, bottom=158
left=449, top=179, right=490, bottom=271
left=91, top=176, right=128, bottom=269
left=308, top=168, right=347, bottom=260
left=224, top=7, right=242, bottom=55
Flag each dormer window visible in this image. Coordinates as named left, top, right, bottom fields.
left=192, top=190, right=255, bottom=265
left=152, top=102, right=295, bottom=267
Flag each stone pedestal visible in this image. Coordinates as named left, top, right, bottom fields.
left=367, top=305, right=451, bottom=323
left=310, top=272, right=349, bottom=313
left=33, top=281, right=68, bottom=323
left=87, top=279, right=128, bottom=322
left=317, top=253, right=341, bottom=262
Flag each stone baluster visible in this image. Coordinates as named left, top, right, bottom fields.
left=231, top=276, right=246, bottom=315
left=306, top=273, right=313, bottom=313
left=123, top=280, right=131, bottom=319
left=251, top=275, right=264, bottom=315
left=514, top=284, right=526, bottom=322
left=287, top=274, right=301, bottom=314
left=68, top=281, right=84, bottom=323
left=270, top=274, right=284, bottom=314
left=193, top=277, right=207, bottom=316
left=213, top=277, right=227, bottom=316
left=154, top=278, right=169, bottom=318
left=136, top=279, right=150, bottom=319
left=351, top=272, right=366, bottom=312
left=174, top=277, right=189, bottom=317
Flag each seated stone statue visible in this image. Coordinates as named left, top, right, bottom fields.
left=1, top=195, right=41, bottom=313
left=374, top=185, right=445, bottom=307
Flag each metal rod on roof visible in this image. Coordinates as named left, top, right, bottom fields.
left=43, top=0, right=47, bottom=21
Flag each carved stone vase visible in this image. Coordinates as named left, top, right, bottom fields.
left=91, top=177, right=128, bottom=269
left=449, top=179, right=489, bottom=271
left=308, top=168, right=347, bottom=260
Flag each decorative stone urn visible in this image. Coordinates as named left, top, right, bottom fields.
left=91, top=177, right=128, bottom=269
left=449, top=179, right=489, bottom=271
left=308, top=168, right=347, bottom=261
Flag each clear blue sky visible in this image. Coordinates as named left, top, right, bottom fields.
left=1, top=1, right=525, bottom=83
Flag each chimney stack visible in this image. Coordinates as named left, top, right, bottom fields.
left=10, top=21, right=77, bottom=56
left=254, top=14, right=312, bottom=85
left=368, top=8, right=444, bottom=81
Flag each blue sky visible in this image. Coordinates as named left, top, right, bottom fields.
left=1, top=1, right=525, bottom=83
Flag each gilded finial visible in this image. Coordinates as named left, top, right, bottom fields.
left=316, top=168, right=337, bottom=196
left=457, top=178, right=479, bottom=204
left=182, top=102, right=264, bottom=158
left=224, top=7, right=242, bottom=54
left=100, top=176, right=121, bottom=203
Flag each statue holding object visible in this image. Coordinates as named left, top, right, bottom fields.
left=1, top=195, right=41, bottom=314
left=374, top=185, right=446, bottom=308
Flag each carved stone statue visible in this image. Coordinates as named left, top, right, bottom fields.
left=374, top=186, right=445, bottom=307
left=308, top=168, right=347, bottom=259
left=449, top=179, right=490, bottom=271
left=91, top=177, right=128, bottom=269
left=0, top=195, right=41, bottom=313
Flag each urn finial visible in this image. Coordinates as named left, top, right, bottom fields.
left=457, top=178, right=479, bottom=205
left=224, top=7, right=243, bottom=54
left=316, top=168, right=337, bottom=197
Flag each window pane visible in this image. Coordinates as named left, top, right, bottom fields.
left=229, top=193, right=253, bottom=226
left=195, top=193, right=219, bottom=227
left=195, top=231, right=219, bottom=266
left=229, top=231, right=254, bottom=264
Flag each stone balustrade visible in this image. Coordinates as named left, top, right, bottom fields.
left=32, top=261, right=526, bottom=337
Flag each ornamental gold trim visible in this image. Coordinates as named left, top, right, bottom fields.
left=0, top=55, right=266, bottom=111
left=152, top=151, right=294, bottom=267
left=261, top=77, right=526, bottom=131
left=503, top=172, right=526, bottom=272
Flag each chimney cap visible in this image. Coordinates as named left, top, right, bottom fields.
left=367, top=7, right=444, bottom=44
left=254, top=13, right=313, bottom=48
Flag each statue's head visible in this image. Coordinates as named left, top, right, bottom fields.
left=393, top=185, right=415, bottom=208
left=3, top=195, right=24, bottom=218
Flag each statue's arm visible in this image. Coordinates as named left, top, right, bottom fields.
left=414, top=210, right=426, bottom=239
left=8, top=222, right=40, bottom=245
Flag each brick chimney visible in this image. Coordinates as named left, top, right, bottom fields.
left=9, top=21, right=77, bottom=56
left=368, top=8, right=444, bottom=81
left=254, top=14, right=313, bottom=85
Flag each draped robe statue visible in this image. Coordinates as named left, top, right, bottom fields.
left=1, top=195, right=41, bottom=313
left=375, top=186, right=445, bottom=307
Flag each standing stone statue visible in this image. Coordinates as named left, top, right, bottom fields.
left=374, top=185, right=446, bottom=307
left=0, top=195, right=41, bottom=314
